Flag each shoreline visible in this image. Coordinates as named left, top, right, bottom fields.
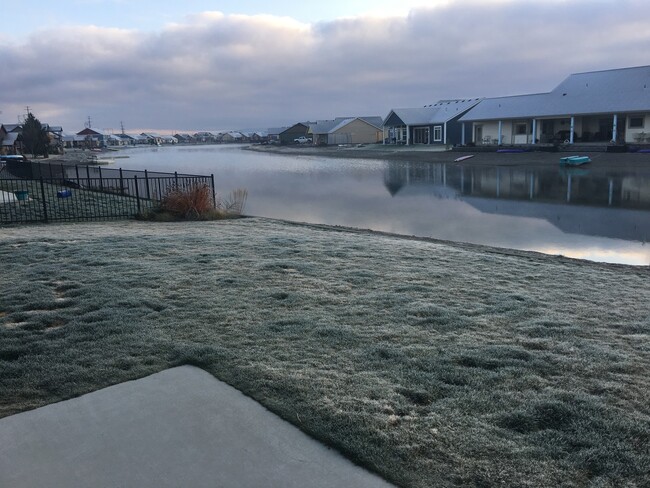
left=246, top=143, right=650, bottom=171
left=32, top=143, right=650, bottom=172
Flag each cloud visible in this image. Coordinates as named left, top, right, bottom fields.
left=1, top=1, right=649, bottom=131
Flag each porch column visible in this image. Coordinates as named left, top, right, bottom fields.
left=531, top=119, right=537, bottom=145
left=569, top=117, right=575, bottom=144
left=612, top=114, right=618, bottom=143
left=498, top=120, right=503, bottom=145
left=383, top=127, right=386, bottom=145
left=406, top=125, right=410, bottom=145
left=443, top=122, right=447, bottom=145
left=461, top=123, right=466, bottom=145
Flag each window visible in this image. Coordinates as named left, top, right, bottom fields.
left=515, top=123, right=527, bottom=135
left=433, top=126, right=442, bottom=142
left=629, top=116, right=645, bottom=129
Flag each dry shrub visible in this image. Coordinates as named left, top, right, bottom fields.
left=217, top=188, right=248, bottom=216
left=161, top=183, right=214, bottom=219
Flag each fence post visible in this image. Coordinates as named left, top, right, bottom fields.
left=134, top=175, right=141, bottom=213
left=144, top=170, right=151, bottom=199
left=61, top=163, right=65, bottom=183
left=40, top=177, right=48, bottom=223
left=75, top=165, right=80, bottom=187
left=211, top=174, right=216, bottom=208
left=119, top=168, right=124, bottom=195
left=86, top=165, right=90, bottom=188
left=174, top=171, right=179, bottom=187
left=99, top=166, right=104, bottom=191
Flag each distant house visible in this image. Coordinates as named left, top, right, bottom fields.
left=193, top=132, right=218, bottom=143
left=140, top=133, right=164, bottom=145
left=459, top=65, right=650, bottom=146
left=383, top=99, right=482, bottom=146
left=115, top=133, right=136, bottom=145
left=267, top=127, right=288, bottom=144
left=174, top=133, right=195, bottom=144
left=1, top=124, right=23, bottom=155
left=279, top=123, right=312, bottom=145
left=221, top=131, right=245, bottom=143
left=310, top=116, right=383, bottom=145
left=77, top=127, right=104, bottom=148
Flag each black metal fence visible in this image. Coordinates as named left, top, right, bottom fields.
left=0, top=162, right=215, bottom=224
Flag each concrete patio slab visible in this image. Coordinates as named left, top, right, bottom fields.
left=0, top=366, right=394, bottom=488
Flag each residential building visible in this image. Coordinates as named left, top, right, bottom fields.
left=459, top=65, right=650, bottom=146
left=309, top=117, right=383, bottom=145
left=383, top=99, right=482, bottom=146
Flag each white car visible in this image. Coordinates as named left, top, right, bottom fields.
left=293, top=136, right=312, bottom=144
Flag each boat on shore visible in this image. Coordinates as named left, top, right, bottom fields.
left=560, top=155, right=591, bottom=166
left=454, top=155, right=475, bottom=162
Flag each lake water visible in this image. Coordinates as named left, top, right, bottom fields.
left=113, top=144, right=650, bottom=265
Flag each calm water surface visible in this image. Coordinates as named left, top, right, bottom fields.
left=115, top=144, right=650, bottom=265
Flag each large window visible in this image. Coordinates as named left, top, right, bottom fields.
left=515, top=123, right=528, bottom=135
left=433, top=126, right=442, bottom=142
left=629, top=116, right=645, bottom=129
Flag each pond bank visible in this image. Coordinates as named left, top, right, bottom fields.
left=247, top=144, right=650, bottom=171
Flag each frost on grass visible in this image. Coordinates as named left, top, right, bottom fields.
left=0, top=219, right=649, bottom=488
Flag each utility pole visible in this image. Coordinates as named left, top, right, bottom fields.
left=120, top=121, right=125, bottom=135
left=85, top=116, right=92, bottom=129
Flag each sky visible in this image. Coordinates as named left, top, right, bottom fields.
left=1, top=0, right=649, bottom=133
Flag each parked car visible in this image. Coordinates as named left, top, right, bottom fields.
left=293, top=136, right=312, bottom=144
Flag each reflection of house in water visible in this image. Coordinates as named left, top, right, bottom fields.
left=383, top=162, right=650, bottom=242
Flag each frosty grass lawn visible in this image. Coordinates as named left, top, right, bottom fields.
left=1, top=219, right=648, bottom=487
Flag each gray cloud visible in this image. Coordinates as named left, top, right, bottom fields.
left=1, top=1, right=649, bottom=132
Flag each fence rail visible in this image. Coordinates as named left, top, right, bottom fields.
left=0, top=162, right=215, bottom=224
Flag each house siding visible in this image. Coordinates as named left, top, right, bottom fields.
left=329, top=119, right=382, bottom=145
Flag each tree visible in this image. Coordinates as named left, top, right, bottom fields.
left=22, top=112, right=50, bottom=158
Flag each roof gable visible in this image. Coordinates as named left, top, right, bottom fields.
left=384, top=99, right=482, bottom=126
left=77, top=128, right=102, bottom=136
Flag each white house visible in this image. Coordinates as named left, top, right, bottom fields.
left=459, top=65, right=650, bottom=146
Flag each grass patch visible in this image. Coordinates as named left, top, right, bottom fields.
left=0, top=219, right=648, bottom=487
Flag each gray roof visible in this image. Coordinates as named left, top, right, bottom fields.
left=460, top=65, right=650, bottom=121
left=384, top=99, right=482, bottom=126
left=2, top=132, right=19, bottom=145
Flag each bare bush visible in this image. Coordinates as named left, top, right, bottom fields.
left=160, top=183, right=214, bottom=219
left=217, top=188, right=248, bottom=216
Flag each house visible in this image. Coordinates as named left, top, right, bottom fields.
left=1, top=124, right=23, bottom=155
left=221, top=131, right=245, bottom=143
left=383, top=99, right=482, bottom=146
left=459, top=65, right=650, bottom=146
left=173, top=133, right=195, bottom=144
left=140, top=133, right=164, bottom=145
left=42, top=124, right=64, bottom=153
left=77, top=127, right=104, bottom=148
left=279, top=123, right=312, bottom=145
left=193, top=132, right=218, bottom=143
left=267, top=127, right=288, bottom=144
left=309, top=117, right=384, bottom=145
left=115, top=133, right=136, bottom=145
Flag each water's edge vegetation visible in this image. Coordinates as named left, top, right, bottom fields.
left=1, top=219, right=648, bottom=487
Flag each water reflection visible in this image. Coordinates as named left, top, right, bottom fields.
left=384, top=163, right=650, bottom=244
